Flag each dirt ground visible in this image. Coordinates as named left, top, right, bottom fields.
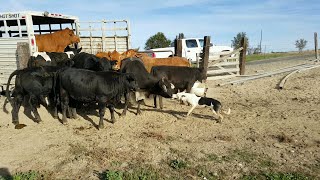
left=0, top=56, right=319, bottom=179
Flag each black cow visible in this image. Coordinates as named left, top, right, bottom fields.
left=6, top=66, right=61, bottom=125
left=57, top=68, right=137, bottom=129
left=120, top=58, right=174, bottom=114
left=151, top=66, right=206, bottom=109
left=72, top=52, right=117, bottom=71
left=27, top=47, right=82, bottom=68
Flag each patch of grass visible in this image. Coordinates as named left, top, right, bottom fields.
left=0, top=170, right=41, bottom=180
left=206, top=153, right=220, bottom=162
left=246, top=53, right=288, bottom=62
left=99, top=167, right=161, bottom=180
left=169, top=159, right=188, bottom=170
left=242, top=172, right=313, bottom=180
left=246, top=51, right=312, bottom=62
left=219, top=149, right=257, bottom=163
left=233, top=149, right=257, bottom=163
left=100, top=170, right=123, bottom=180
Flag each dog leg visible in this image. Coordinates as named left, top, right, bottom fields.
left=211, top=107, right=223, bottom=123
left=187, top=105, right=197, bottom=116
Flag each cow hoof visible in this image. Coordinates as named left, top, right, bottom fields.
left=12, top=121, right=19, bottom=125
left=98, top=124, right=104, bottom=129
left=15, top=124, right=27, bottom=129
left=36, top=120, right=43, bottom=124
left=111, top=119, right=116, bottom=124
left=62, top=120, right=68, bottom=125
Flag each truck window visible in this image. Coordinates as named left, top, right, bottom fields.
left=32, top=16, right=76, bottom=35
left=186, top=39, right=198, bottom=48
left=199, top=39, right=204, bottom=48
left=0, top=19, right=27, bottom=37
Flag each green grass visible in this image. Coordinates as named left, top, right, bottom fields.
left=99, top=168, right=161, bottom=180
left=246, top=51, right=314, bottom=62
left=169, top=159, right=188, bottom=170
left=0, top=170, right=41, bottom=180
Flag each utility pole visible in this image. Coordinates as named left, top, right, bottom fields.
left=259, top=29, right=262, bottom=54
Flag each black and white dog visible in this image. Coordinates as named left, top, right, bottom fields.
left=173, top=92, right=230, bottom=122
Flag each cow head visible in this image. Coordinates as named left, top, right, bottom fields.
left=124, top=49, right=139, bottom=58
left=157, top=77, right=174, bottom=98
left=98, top=58, right=116, bottom=71
left=107, top=50, right=127, bottom=70
left=109, top=60, right=118, bottom=70
left=62, top=28, right=80, bottom=44
left=124, top=73, right=138, bottom=91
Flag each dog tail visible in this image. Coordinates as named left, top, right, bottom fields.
left=215, top=107, right=230, bottom=123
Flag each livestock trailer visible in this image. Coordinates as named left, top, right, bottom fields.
left=0, top=11, right=131, bottom=86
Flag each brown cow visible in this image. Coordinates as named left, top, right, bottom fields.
left=96, top=49, right=138, bottom=70
left=35, top=28, right=80, bottom=52
left=135, top=52, right=191, bottom=72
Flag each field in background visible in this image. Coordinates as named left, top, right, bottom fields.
left=246, top=50, right=316, bottom=62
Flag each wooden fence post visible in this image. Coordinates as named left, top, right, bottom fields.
left=176, top=39, right=183, bottom=57
left=315, top=32, right=318, bottom=60
left=200, top=36, right=210, bottom=80
left=174, top=36, right=178, bottom=56
left=17, top=42, right=30, bottom=69
left=239, top=37, right=247, bottom=75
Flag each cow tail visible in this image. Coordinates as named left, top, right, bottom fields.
left=6, top=69, right=20, bottom=104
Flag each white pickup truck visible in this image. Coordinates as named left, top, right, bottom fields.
left=150, top=38, right=233, bottom=63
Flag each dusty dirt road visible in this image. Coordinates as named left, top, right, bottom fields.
left=0, top=55, right=319, bottom=179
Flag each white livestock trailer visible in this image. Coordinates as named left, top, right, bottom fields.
left=0, top=11, right=131, bottom=87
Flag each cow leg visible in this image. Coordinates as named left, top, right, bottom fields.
left=68, top=98, right=78, bottom=119
left=153, top=95, right=157, bottom=108
left=53, top=106, right=58, bottom=119
left=11, top=94, right=23, bottom=125
left=71, top=108, right=78, bottom=119
left=29, top=95, right=41, bottom=123
left=137, top=100, right=143, bottom=115
left=108, top=104, right=116, bottom=123
left=49, top=93, right=58, bottom=119
left=121, top=92, right=129, bottom=117
left=98, top=102, right=106, bottom=129
left=159, top=96, right=163, bottom=109
left=60, top=89, right=69, bottom=124
left=39, top=95, right=48, bottom=108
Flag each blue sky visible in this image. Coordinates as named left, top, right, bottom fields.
left=1, top=0, right=319, bottom=52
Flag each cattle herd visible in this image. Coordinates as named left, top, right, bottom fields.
left=4, top=28, right=229, bottom=129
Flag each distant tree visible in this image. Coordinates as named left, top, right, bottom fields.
left=295, top=39, right=307, bottom=53
left=232, top=32, right=249, bottom=50
left=145, top=32, right=171, bottom=50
